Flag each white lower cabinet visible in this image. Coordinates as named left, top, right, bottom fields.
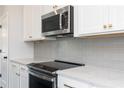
left=1, top=53, right=8, bottom=88
left=58, top=75, right=93, bottom=88
left=0, top=55, right=1, bottom=87
left=20, top=65, right=29, bottom=88
left=9, top=62, right=20, bottom=88
left=9, top=62, right=29, bottom=88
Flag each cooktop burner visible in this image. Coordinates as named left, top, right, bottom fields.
left=28, top=60, right=84, bottom=73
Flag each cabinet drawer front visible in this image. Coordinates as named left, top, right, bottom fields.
left=11, top=62, right=20, bottom=73
left=59, top=76, right=93, bottom=88
left=20, top=65, right=28, bottom=77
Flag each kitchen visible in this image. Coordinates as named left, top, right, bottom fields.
left=0, top=5, right=124, bottom=88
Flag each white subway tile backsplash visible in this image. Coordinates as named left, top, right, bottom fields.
left=34, top=36, right=124, bottom=70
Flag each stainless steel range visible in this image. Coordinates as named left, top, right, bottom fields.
left=27, top=60, right=84, bottom=88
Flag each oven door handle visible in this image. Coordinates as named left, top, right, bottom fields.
left=29, top=71, right=56, bottom=82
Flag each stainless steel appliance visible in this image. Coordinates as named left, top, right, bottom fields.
left=42, top=6, right=74, bottom=37
left=27, top=60, right=84, bottom=88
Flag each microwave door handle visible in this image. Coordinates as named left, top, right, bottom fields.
left=59, top=14, right=62, bottom=29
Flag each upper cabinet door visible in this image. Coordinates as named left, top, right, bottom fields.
left=108, top=6, right=124, bottom=31
left=31, top=5, right=42, bottom=39
left=23, top=6, right=33, bottom=40
left=74, top=6, right=109, bottom=37
left=23, top=5, right=45, bottom=41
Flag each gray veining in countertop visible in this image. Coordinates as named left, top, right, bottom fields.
left=57, top=65, right=124, bottom=88
left=10, top=58, right=53, bottom=65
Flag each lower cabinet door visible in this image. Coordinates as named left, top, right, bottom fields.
left=20, top=65, right=29, bottom=88
left=9, top=62, right=29, bottom=88
left=13, top=72, right=20, bottom=88
left=1, top=54, right=8, bottom=88
left=20, top=76, right=28, bottom=88
left=9, top=62, right=20, bottom=88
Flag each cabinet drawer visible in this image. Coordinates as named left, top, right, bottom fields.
left=20, top=65, right=28, bottom=77
left=11, top=62, right=20, bottom=73
left=58, top=75, right=93, bottom=88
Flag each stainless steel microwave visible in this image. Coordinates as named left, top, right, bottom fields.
left=42, top=5, right=74, bottom=37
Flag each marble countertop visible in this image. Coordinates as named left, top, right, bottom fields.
left=11, top=58, right=124, bottom=87
left=57, top=65, right=124, bottom=88
left=10, top=58, right=52, bottom=65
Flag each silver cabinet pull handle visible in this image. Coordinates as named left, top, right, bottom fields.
left=64, top=84, right=74, bottom=88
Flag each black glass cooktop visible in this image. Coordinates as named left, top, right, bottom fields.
left=28, top=60, right=84, bottom=72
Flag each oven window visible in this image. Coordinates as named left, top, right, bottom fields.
left=42, top=14, right=60, bottom=32
left=29, top=74, right=53, bottom=88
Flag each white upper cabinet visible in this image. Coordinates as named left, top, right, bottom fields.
left=23, top=5, right=66, bottom=41
left=1, top=14, right=8, bottom=53
left=20, top=65, right=29, bottom=88
left=108, top=6, right=124, bottom=32
left=23, top=6, right=33, bottom=41
left=74, top=6, right=109, bottom=37
left=74, top=6, right=124, bottom=37
left=31, top=6, right=43, bottom=40
left=23, top=5, right=49, bottom=41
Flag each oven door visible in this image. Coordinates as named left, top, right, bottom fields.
left=29, top=70, right=57, bottom=88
